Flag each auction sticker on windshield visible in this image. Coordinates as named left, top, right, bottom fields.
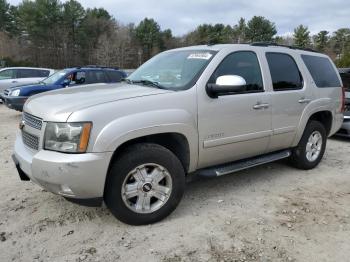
left=187, top=53, right=212, bottom=60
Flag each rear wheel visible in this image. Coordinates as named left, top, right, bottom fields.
left=104, top=143, right=185, bottom=225
left=290, top=120, right=327, bottom=170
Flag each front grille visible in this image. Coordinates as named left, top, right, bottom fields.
left=345, top=104, right=350, bottom=112
left=23, top=112, right=43, bottom=130
left=3, top=89, right=9, bottom=96
left=22, top=130, right=39, bottom=150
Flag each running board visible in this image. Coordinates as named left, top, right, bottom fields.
left=196, top=150, right=291, bottom=177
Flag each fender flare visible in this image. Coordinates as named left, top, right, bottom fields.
left=292, top=101, right=334, bottom=146
left=92, top=109, right=199, bottom=172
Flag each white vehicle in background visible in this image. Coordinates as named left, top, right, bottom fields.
left=0, top=67, right=55, bottom=101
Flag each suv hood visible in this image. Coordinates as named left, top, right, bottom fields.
left=7, top=82, right=61, bottom=96
left=24, top=83, right=172, bottom=121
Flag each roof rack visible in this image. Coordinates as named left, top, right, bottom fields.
left=76, top=65, right=120, bottom=70
left=250, top=42, right=318, bottom=53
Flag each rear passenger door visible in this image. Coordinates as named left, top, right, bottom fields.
left=266, top=52, right=313, bottom=152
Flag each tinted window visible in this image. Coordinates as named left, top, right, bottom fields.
left=210, top=51, right=264, bottom=92
left=85, top=70, right=107, bottom=84
left=37, top=70, right=50, bottom=77
left=302, top=55, right=341, bottom=88
left=106, top=71, right=123, bottom=82
left=266, top=53, right=303, bottom=91
left=17, top=69, right=50, bottom=78
left=340, top=73, right=350, bottom=91
left=17, top=69, right=39, bottom=78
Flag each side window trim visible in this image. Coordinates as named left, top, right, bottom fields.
left=207, top=50, right=265, bottom=94
left=265, top=52, right=304, bottom=92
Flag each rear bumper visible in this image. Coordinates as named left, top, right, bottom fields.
left=329, top=112, right=345, bottom=137
left=336, top=116, right=350, bottom=137
left=2, top=96, right=27, bottom=111
left=13, top=133, right=113, bottom=203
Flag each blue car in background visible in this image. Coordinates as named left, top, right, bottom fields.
left=1, top=66, right=127, bottom=111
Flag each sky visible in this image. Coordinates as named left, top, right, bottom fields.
left=8, top=0, right=350, bottom=36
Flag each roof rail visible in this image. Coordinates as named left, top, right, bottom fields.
left=82, top=65, right=120, bottom=70
left=250, top=42, right=318, bottom=53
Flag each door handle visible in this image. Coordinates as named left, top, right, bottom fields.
left=298, top=98, right=311, bottom=104
left=11, top=80, right=18, bottom=83
left=253, top=103, right=269, bottom=109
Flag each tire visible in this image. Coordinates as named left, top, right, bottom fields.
left=290, top=120, right=327, bottom=170
left=104, top=143, right=186, bottom=225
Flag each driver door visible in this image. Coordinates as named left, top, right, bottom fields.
left=197, top=51, right=272, bottom=168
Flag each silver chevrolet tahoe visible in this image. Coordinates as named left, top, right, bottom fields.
left=13, top=43, right=345, bottom=225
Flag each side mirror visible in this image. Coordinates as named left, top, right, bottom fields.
left=206, top=75, right=246, bottom=98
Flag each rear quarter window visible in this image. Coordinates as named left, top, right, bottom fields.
left=37, top=70, right=51, bottom=77
left=301, top=55, right=341, bottom=88
left=105, top=71, right=123, bottom=82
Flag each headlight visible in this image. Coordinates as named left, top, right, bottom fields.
left=11, top=89, right=20, bottom=96
left=44, top=122, right=92, bottom=153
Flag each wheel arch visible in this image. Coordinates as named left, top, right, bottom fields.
left=293, top=108, right=333, bottom=146
left=108, top=132, right=192, bottom=173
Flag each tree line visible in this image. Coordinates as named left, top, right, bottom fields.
left=1, top=0, right=350, bottom=69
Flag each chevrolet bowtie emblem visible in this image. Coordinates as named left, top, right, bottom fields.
left=19, top=120, right=25, bottom=130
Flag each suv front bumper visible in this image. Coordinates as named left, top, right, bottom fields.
left=13, top=133, right=113, bottom=205
left=2, top=95, right=27, bottom=111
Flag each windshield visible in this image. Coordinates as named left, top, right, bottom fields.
left=128, top=50, right=217, bottom=90
left=42, top=69, right=70, bottom=85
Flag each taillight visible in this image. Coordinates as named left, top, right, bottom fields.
left=341, top=86, right=345, bottom=113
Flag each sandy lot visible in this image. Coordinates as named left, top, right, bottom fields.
left=0, top=104, right=350, bottom=262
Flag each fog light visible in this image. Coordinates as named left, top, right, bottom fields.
left=59, top=185, right=74, bottom=196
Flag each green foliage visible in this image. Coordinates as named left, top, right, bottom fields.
left=331, top=28, right=350, bottom=54
left=185, top=23, right=233, bottom=45
left=293, top=25, right=311, bottom=48
left=232, top=17, right=246, bottom=43
left=135, top=18, right=162, bottom=60
left=245, top=16, right=277, bottom=42
left=63, top=0, right=85, bottom=34
left=336, top=52, right=350, bottom=67
left=314, top=30, right=329, bottom=51
left=0, top=0, right=19, bottom=35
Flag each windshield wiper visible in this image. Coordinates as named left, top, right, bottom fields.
left=121, top=78, right=133, bottom=84
left=125, top=79, right=166, bottom=89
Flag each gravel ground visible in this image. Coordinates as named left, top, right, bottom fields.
left=0, top=104, right=350, bottom=262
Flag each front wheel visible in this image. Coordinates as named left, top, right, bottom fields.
left=290, top=120, right=327, bottom=170
left=104, top=143, right=185, bottom=225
